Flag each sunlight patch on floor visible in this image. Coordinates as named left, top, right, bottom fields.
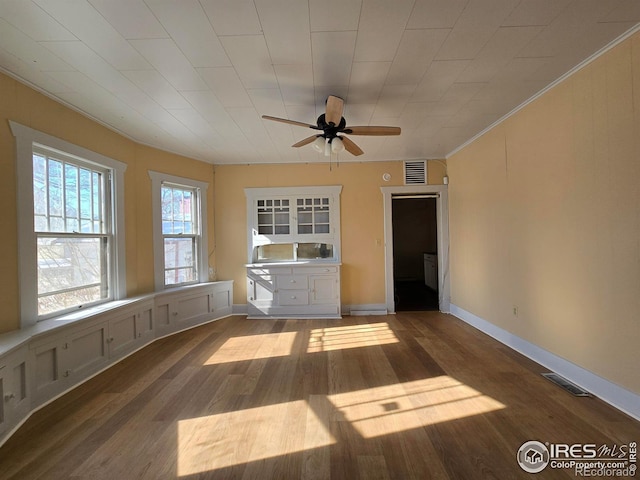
left=177, top=398, right=335, bottom=476
left=329, top=376, right=506, bottom=438
left=307, top=322, right=399, bottom=353
left=204, top=331, right=298, bottom=365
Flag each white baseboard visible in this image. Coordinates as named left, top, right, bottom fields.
left=232, top=304, right=248, bottom=315
left=344, top=304, right=388, bottom=316
left=450, top=304, right=640, bottom=421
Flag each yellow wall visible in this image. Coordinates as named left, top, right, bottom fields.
left=0, top=72, right=215, bottom=333
left=448, top=33, right=640, bottom=394
left=213, top=161, right=447, bottom=306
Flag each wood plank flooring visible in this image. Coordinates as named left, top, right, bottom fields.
left=0, top=312, right=638, bottom=479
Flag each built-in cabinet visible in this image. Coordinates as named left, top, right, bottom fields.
left=0, top=280, right=233, bottom=446
left=247, top=264, right=340, bottom=318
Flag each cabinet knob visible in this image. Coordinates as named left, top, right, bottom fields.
left=290, top=280, right=296, bottom=283
left=63, top=342, right=69, bottom=350
left=63, top=370, right=71, bottom=377
left=4, top=393, right=15, bottom=402
left=291, top=296, right=296, bottom=299
left=250, top=297, right=254, bottom=301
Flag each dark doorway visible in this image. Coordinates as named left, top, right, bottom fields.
left=392, top=196, right=438, bottom=311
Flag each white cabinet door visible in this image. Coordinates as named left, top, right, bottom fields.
left=309, top=275, right=338, bottom=305
left=0, top=347, right=29, bottom=438
left=31, top=336, right=68, bottom=406
left=66, top=322, right=109, bottom=380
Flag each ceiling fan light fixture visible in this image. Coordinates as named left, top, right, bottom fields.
left=324, top=138, right=331, bottom=156
left=312, top=136, right=325, bottom=153
left=331, top=136, right=344, bottom=154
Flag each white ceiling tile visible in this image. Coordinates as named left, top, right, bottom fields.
left=372, top=84, right=414, bottom=119
left=309, top=0, right=362, bottom=32
left=180, top=90, right=230, bottom=123
left=411, top=60, right=470, bottom=102
left=407, top=0, right=469, bottom=29
left=0, top=18, right=73, bottom=71
left=347, top=61, right=391, bottom=104
left=435, top=0, right=521, bottom=60
left=354, top=0, right=415, bottom=62
left=501, top=0, right=571, bottom=27
left=198, top=67, right=252, bottom=107
left=456, top=26, right=543, bottom=83
left=0, top=0, right=76, bottom=41
left=385, top=29, right=450, bottom=85
left=601, top=0, right=640, bottom=22
left=247, top=88, right=287, bottom=117
left=312, top=31, right=357, bottom=87
left=343, top=104, right=376, bottom=125
left=122, top=70, right=191, bottom=109
left=41, top=41, right=138, bottom=94
left=167, top=108, right=223, bottom=144
left=219, top=35, right=278, bottom=89
left=88, top=0, right=167, bottom=39
left=254, top=0, right=311, bottom=64
left=33, top=0, right=150, bottom=70
left=145, top=0, right=230, bottom=68
left=0, top=47, right=73, bottom=94
left=129, top=39, right=209, bottom=91
left=274, top=64, right=314, bottom=105
left=199, top=0, right=261, bottom=36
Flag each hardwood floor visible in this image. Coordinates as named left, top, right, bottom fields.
left=1, top=312, right=638, bottom=479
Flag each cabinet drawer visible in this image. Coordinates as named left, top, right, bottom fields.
left=293, top=265, right=338, bottom=274
left=248, top=267, right=292, bottom=276
left=276, top=290, right=309, bottom=306
left=277, top=275, right=308, bottom=290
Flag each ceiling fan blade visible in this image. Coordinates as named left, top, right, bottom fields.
left=342, top=126, right=401, bottom=136
left=262, top=115, right=316, bottom=129
left=292, top=135, right=319, bottom=147
left=325, top=96, right=344, bottom=126
left=341, top=136, right=364, bottom=156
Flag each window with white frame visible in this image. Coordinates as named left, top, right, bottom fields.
left=149, top=172, right=209, bottom=290
left=33, top=149, right=111, bottom=316
left=11, top=121, right=127, bottom=327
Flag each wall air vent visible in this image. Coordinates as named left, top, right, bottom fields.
left=404, top=160, right=427, bottom=185
left=541, top=373, right=592, bottom=397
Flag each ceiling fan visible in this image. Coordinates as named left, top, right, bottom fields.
left=262, top=95, right=401, bottom=156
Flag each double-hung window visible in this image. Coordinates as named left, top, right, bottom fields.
left=33, top=149, right=111, bottom=316
left=150, top=172, right=209, bottom=290
left=11, top=121, right=127, bottom=328
left=161, top=183, right=199, bottom=286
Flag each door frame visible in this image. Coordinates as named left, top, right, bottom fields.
left=381, top=185, right=450, bottom=314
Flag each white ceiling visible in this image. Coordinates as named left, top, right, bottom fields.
left=1, top=0, right=639, bottom=164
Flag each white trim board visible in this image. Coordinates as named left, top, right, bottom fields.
left=450, top=304, right=640, bottom=421
left=381, top=185, right=450, bottom=314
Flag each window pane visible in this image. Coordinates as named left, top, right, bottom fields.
left=79, top=168, right=92, bottom=221
left=37, top=236, right=106, bottom=315
left=64, top=164, right=78, bottom=224
left=33, top=155, right=48, bottom=217
left=165, top=268, right=196, bottom=286
left=164, top=237, right=196, bottom=269
left=48, top=159, right=63, bottom=218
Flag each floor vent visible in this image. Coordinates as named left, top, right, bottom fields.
left=404, top=160, right=427, bottom=185
left=542, top=373, right=592, bottom=397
